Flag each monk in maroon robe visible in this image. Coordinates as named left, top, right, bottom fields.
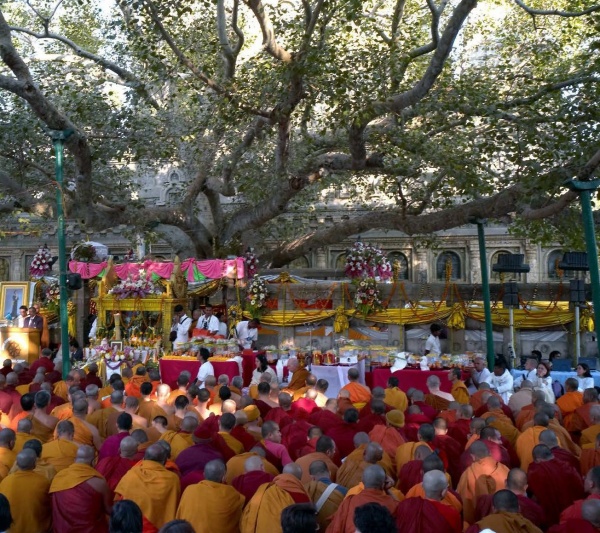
left=397, top=447, right=432, bottom=495
left=308, top=400, right=342, bottom=429
left=95, top=436, right=138, bottom=493
left=404, top=406, right=432, bottom=442
left=175, top=439, right=223, bottom=477
left=527, top=444, right=585, bottom=527
left=325, top=409, right=360, bottom=459
left=449, top=415, right=473, bottom=449
left=233, top=462, right=275, bottom=504
left=282, top=419, right=313, bottom=461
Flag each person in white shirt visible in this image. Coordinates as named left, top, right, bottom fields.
left=532, top=361, right=555, bottom=403
left=216, top=312, right=228, bottom=338
left=197, top=305, right=220, bottom=334
left=469, top=356, right=492, bottom=393
left=250, top=353, right=276, bottom=386
left=236, top=318, right=260, bottom=350
left=577, top=363, right=595, bottom=392
left=424, top=324, right=442, bottom=355
left=513, top=356, right=539, bottom=390
left=16, top=306, right=28, bottom=328
left=485, top=360, right=514, bottom=403
left=171, top=304, right=192, bottom=345
left=196, top=348, right=214, bottom=388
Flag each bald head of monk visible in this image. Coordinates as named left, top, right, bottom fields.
left=469, top=440, right=491, bottom=461
left=583, top=499, right=600, bottom=528
left=34, top=390, right=51, bottom=409
left=520, top=380, right=534, bottom=390
left=130, top=429, right=148, bottom=445
left=486, top=395, right=502, bottom=410
left=219, top=413, right=236, bottom=433
left=145, top=443, right=168, bottom=465
left=308, top=427, right=323, bottom=440
left=282, top=463, right=303, bottom=480
left=181, top=415, right=198, bottom=433
left=565, top=377, right=579, bottom=393
left=417, top=423, right=434, bottom=443
left=533, top=412, right=550, bottom=427
left=234, top=411, right=249, bottom=427
left=584, top=388, right=600, bottom=404
left=532, top=444, right=553, bottom=462
left=315, top=435, right=335, bottom=456
left=155, top=439, right=172, bottom=459
left=412, top=390, right=425, bottom=402
left=364, top=442, right=383, bottom=464
left=584, top=466, right=600, bottom=495
left=407, top=405, right=422, bottom=415
left=422, top=453, right=445, bottom=474
left=279, top=393, right=292, bottom=411
left=492, top=489, right=519, bottom=513
left=156, top=384, right=171, bottom=401
left=56, top=420, right=75, bottom=440
left=347, top=368, right=360, bottom=382
left=362, top=464, right=386, bottom=490
left=222, top=399, right=237, bottom=414
left=16, top=418, right=32, bottom=434
left=433, top=418, right=448, bottom=435
left=353, top=432, right=370, bottom=448
left=23, top=439, right=42, bottom=458
left=423, top=470, right=448, bottom=501
left=371, top=387, right=385, bottom=400
left=305, top=389, right=318, bottom=401
left=16, top=448, right=36, bottom=470
left=539, top=429, right=559, bottom=449
left=506, top=468, right=528, bottom=495
left=249, top=446, right=266, bottom=458
left=204, top=459, right=227, bottom=483
left=470, top=417, right=486, bottom=435
left=72, top=398, right=89, bottom=417
left=414, top=445, right=432, bottom=462
left=309, top=460, right=329, bottom=479
left=343, top=408, right=359, bottom=424
left=75, top=445, right=96, bottom=465
left=111, top=390, right=124, bottom=407
left=0, top=429, right=15, bottom=449
left=244, top=455, right=264, bottom=473
left=120, top=437, right=139, bottom=459
left=324, top=398, right=338, bottom=413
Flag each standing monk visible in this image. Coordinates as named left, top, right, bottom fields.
left=49, top=445, right=112, bottom=532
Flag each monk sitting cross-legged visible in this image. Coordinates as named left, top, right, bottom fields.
left=368, top=410, right=406, bottom=461
left=425, top=375, right=454, bottom=412
left=176, top=459, right=244, bottom=533
left=231, top=454, right=276, bottom=504
left=581, top=405, right=600, bottom=448
left=549, top=499, right=600, bottom=533
left=398, top=444, right=432, bottom=494
left=539, top=429, right=580, bottom=472
left=340, top=368, right=371, bottom=408
left=581, top=433, right=600, bottom=476
left=448, top=368, right=470, bottom=405
left=337, top=442, right=386, bottom=490
left=42, top=420, right=79, bottom=472
left=304, top=459, right=347, bottom=531
left=49, top=445, right=112, bottom=533
left=285, top=358, right=310, bottom=392
left=384, top=376, right=408, bottom=412
left=8, top=439, right=56, bottom=481
left=570, top=388, right=600, bottom=437
left=395, top=423, right=435, bottom=474
left=295, top=435, right=338, bottom=484
left=326, top=465, right=399, bottom=533
left=557, top=377, right=584, bottom=432
left=559, top=465, right=600, bottom=525
left=96, top=436, right=139, bottom=494
left=466, top=489, right=543, bottom=533
left=396, top=469, right=462, bottom=533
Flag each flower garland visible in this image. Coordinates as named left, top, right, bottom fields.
left=108, top=270, right=159, bottom=299
left=245, top=275, right=268, bottom=318
left=345, top=241, right=392, bottom=281
left=29, top=245, right=53, bottom=279
left=244, top=249, right=259, bottom=278
left=353, top=277, right=384, bottom=316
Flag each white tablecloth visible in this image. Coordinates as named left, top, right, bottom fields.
left=311, top=360, right=365, bottom=397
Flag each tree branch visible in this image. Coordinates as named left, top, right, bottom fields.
left=514, top=0, right=600, bottom=17
left=244, top=0, right=293, bottom=62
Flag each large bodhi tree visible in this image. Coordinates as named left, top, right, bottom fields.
left=0, top=0, right=598, bottom=265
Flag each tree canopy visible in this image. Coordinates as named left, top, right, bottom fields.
left=0, top=0, right=599, bottom=265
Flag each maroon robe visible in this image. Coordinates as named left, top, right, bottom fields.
left=308, top=409, right=342, bottom=430
left=398, top=459, right=423, bottom=494
left=552, top=447, right=581, bottom=473
left=175, top=442, right=223, bottom=477
left=263, top=407, right=294, bottom=429
left=356, top=413, right=386, bottom=434
left=404, top=413, right=433, bottom=442
left=414, top=401, right=437, bottom=421
left=474, top=402, right=515, bottom=423
left=45, top=370, right=62, bottom=384
left=448, top=418, right=471, bottom=449
left=97, top=431, right=130, bottom=462
left=431, top=434, right=463, bottom=487
left=282, top=420, right=313, bottom=461
left=95, top=456, right=136, bottom=492
left=30, top=357, right=55, bottom=375
left=232, top=471, right=275, bottom=503
left=48, top=393, right=66, bottom=414
left=51, top=478, right=109, bottom=533
left=194, top=415, right=221, bottom=440
left=297, top=437, right=318, bottom=458
left=396, top=497, right=462, bottom=533
left=291, top=398, right=319, bottom=419
left=180, top=470, right=204, bottom=492
left=254, top=399, right=273, bottom=419
left=527, top=458, right=585, bottom=526
left=475, top=493, right=546, bottom=529
left=230, top=425, right=257, bottom=452
left=548, top=519, right=599, bottom=533
left=459, top=439, right=511, bottom=476
left=325, top=422, right=359, bottom=459
left=86, top=372, right=103, bottom=389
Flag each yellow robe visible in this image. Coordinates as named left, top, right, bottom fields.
left=224, top=452, right=279, bottom=484
left=384, top=387, right=408, bottom=412
left=176, top=480, right=244, bottom=533
left=0, top=447, right=16, bottom=472
left=13, top=432, right=31, bottom=453
left=395, top=442, right=432, bottom=475
left=159, top=431, right=191, bottom=460
left=219, top=432, right=245, bottom=455
left=115, top=460, right=181, bottom=529
left=451, top=381, right=470, bottom=404
left=240, top=482, right=295, bottom=533
left=31, top=416, right=56, bottom=444
left=0, top=470, right=51, bottom=533
left=41, top=438, right=79, bottom=472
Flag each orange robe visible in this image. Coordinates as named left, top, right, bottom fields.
left=368, top=425, right=406, bottom=463
left=305, top=480, right=345, bottom=531
left=115, top=460, right=181, bottom=530
left=515, top=426, right=546, bottom=471
left=451, top=381, right=470, bottom=404
left=295, top=452, right=338, bottom=484
left=469, top=510, right=543, bottom=533
left=69, top=416, right=95, bottom=447
left=395, top=442, right=432, bottom=475
left=344, top=482, right=404, bottom=502
left=580, top=448, right=600, bottom=476
left=9, top=411, right=31, bottom=431
left=0, top=470, right=51, bottom=533
left=287, top=368, right=310, bottom=391
left=51, top=402, right=74, bottom=422
left=346, top=444, right=394, bottom=479
left=41, top=438, right=79, bottom=472
left=0, top=447, right=16, bottom=472
left=176, top=480, right=244, bottom=533
left=481, top=409, right=520, bottom=448
left=340, top=382, right=371, bottom=404
left=325, top=488, right=399, bottom=533
left=581, top=423, right=600, bottom=448
left=425, top=393, right=451, bottom=411
left=384, top=387, right=408, bottom=412
left=125, top=375, right=148, bottom=398
left=240, top=481, right=295, bottom=533
left=557, top=391, right=584, bottom=432
left=570, top=402, right=599, bottom=433
left=470, top=389, right=503, bottom=411
left=53, top=380, right=69, bottom=401
left=31, top=415, right=56, bottom=443
left=137, top=401, right=167, bottom=426
left=456, top=456, right=509, bottom=524
left=13, top=432, right=31, bottom=453
left=336, top=459, right=369, bottom=489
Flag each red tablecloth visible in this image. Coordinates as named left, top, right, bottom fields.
left=371, top=368, right=467, bottom=393
left=159, top=359, right=239, bottom=389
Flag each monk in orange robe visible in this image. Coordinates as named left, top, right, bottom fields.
left=0, top=428, right=17, bottom=474
left=125, top=367, right=149, bottom=398
left=30, top=390, right=59, bottom=443
left=42, top=421, right=79, bottom=473
left=395, top=425, right=434, bottom=474
left=581, top=433, right=600, bottom=476
left=68, top=399, right=103, bottom=450
left=8, top=392, right=34, bottom=432
left=368, top=411, right=406, bottom=463
left=570, top=389, right=600, bottom=435
left=557, top=378, right=584, bottom=432
left=456, top=440, right=510, bottom=524
left=0, top=448, right=51, bottom=533
left=115, top=443, right=181, bottom=531
left=515, top=413, right=550, bottom=471
left=384, top=377, right=408, bottom=411
left=13, top=418, right=33, bottom=454
left=340, top=368, right=371, bottom=406
left=481, top=396, right=521, bottom=448
left=449, top=368, right=470, bottom=405
left=470, top=383, right=502, bottom=412
left=581, top=405, right=600, bottom=448
left=337, top=442, right=385, bottom=489
left=304, top=460, right=345, bottom=531
left=49, top=445, right=112, bottom=533
left=295, top=435, right=338, bottom=484
left=326, top=465, right=399, bottom=533
left=176, top=459, right=244, bottom=533
left=285, top=359, right=310, bottom=391
left=465, top=489, right=542, bottom=533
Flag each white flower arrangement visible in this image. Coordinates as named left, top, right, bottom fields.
left=29, top=245, right=53, bottom=279
left=246, top=275, right=268, bottom=318
left=345, top=241, right=392, bottom=281
left=108, top=271, right=160, bottom=300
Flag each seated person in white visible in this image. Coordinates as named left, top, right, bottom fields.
left=485, top=359, right=514, bottom=403
left=250, top=353, right=276, bottom=386
left=513, top=356, right=539, bottom=390
left=577, top=362, right=595, bottom=392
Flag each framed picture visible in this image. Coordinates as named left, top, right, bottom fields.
left=110, top=341, right=123, bottom=351
left=0, top=282, right=30, bottom=321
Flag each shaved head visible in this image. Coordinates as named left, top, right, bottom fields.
left=244, top=455, right=264, bottom=473
left=282, top=463, right=303, bottom=480
left=423, top=470, right=448, bottom=500
left=76, top=445, right=96, bottom=465
left=120, top=437, right=139, bottom=458
left=16, top=449, right=36, bottom=470
left=362, top=465, right=386, bottom=490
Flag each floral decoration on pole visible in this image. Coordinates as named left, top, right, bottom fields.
left=29, top=245, right=53, bottom=279
left=354, top=278, right=384, bottom=316
left=246, top=275, right=268, bottom=318
left=244, top=248, right=259, bottom=279
left=344, top=241, right=392, bottom=281
left=44, top=281, right=60, bottom=312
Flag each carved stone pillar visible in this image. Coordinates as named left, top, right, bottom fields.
left=416, top=249, right=428, bottom=283
left=469, top=241, right=482, bottom=284
left=526, top=243, right=539, bottom=283
left=316, top=248, right=327, bottom=269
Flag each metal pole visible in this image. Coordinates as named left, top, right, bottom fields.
left=509, top=306, right=515, bottom=362
left=575, top=304, right=581, bottom=361
left=50, top=130, right=74, bottom=379
left=473, top=219, right=495, bottom=369
left=565, top=179, right=600, bottom=358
